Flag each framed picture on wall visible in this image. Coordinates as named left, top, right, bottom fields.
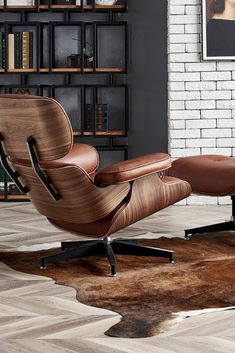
left=202, top=0, right=235, bottom=60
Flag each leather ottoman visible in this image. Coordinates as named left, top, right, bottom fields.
left=169, top=154, right=235, bottom=238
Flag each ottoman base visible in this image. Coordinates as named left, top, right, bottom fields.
left=185, top=219, right=235, bottom=239
left=185, top=195, right=235, bottom=239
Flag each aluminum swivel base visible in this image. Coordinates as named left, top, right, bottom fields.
left=40, top=237, right=174, bottom=276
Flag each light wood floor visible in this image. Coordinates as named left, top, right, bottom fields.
left=0, top=202, right=235, bottom=352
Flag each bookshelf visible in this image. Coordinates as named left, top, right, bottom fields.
left=0, top=0, right=128, bottom=201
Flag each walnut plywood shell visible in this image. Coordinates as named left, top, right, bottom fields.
left=0, top=95, right=73, bottom=161
left=13, top=161, right=130, bottom=225
left=47, top=174, right=191, bottom=238
left=107, top=175, right=191, bottom=236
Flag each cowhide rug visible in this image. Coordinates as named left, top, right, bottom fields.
left=0, top=233, right=235, bottom=338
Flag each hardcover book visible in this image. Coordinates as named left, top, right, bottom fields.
left=0, top=32, right=4, bottom=69
left=85, top=104, right=93, bottom=132
left=96, top=103, right=108, bottom=131
left=14, top=32, right=22, bottom=69
left=8, top=34, right=15, bottom=69
left=2, top=35, right=6, bottom=69
left=22, top=32, right=33, bottom=69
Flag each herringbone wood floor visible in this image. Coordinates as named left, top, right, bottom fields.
left=0, top=202, right=235, bottom=352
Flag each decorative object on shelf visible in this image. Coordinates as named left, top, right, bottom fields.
left=95, top=0, right=117, bottom=5
left=15, top=88, right=31, bottom=94
left=67, top=52, right=93, bottom=68
left=67, top=38, right=93, bottom=68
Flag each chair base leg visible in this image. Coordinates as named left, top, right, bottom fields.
left=185, top=221, right=235, bottom=239
left=40, top=238, right=174, bottom=276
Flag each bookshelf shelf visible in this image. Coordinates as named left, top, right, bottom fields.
left=73, top=130, right=125, bottom=136
left=0, top=1, right=128, bottom=201
left=50, top=67, right=124, bottom=73
left=0, top=3, right=127, bottom=12
left=0, top=68, right=125, bottom=73
left=7, top=68, right=37, bottom=73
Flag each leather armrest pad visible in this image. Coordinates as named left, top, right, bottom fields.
left=95, top=153, right=171, bottom=186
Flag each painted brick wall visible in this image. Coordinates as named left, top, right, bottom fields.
left=168, top=0, right=234, bottom=205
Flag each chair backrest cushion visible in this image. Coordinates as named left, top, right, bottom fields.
left=0, top=94, right=73, bottom=161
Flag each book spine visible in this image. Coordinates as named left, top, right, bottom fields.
left=102, top=104, right=108, bottom=131
left=22, top=32, right=33, bottom=69
left=14, top=32, right=21, bottom=69
left=96, top=104, right=103, bottom=131
left=2, top=35, right=6, bottom=69
left=85, top=104, right=93, bottom=132
left=22, top=32, right=29, bottom=69
left=29, top=32, right=33, bottom=68
left=8, top=33, right=15, bottom=70
left=0, top=33, right=3, bottom=69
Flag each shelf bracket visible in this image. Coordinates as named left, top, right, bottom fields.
left=26, top=136, right=61, bottom=201
left=0, top=133, right=29, bottom=194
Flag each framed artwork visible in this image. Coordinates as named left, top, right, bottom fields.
left=202, top=0, right=235, bottom=60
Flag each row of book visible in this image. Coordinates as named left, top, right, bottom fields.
left=85, top=103, right=108, bottom=132
left=0, top=32, right=33, bottom=69
left=0, top=0, right=96, bottom=6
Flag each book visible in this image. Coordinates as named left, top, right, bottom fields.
left=0, top=32, right=3, bottom=69
left=96, top=104, right=109, bottom=132
left=102, top=104, right=108, bottom=131
left=14, top=32, right=21, bottom=69
left=85, top=104, right=93, bottom=132
left=22, top=32, right=33, bottom=69
left=96, top=103, right=103, bottom=131
left=2, top=35, right=6, bottom=69
left=8, top=33, right=15, bottom=69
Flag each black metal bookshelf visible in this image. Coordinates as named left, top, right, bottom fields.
left=0, top=0, right=128, bottom=201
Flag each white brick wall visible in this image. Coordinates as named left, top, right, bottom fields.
left=168, top=0, right=235, bottom=205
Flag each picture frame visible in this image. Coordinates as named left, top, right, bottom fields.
left=202, top=0, right=235, bottom=60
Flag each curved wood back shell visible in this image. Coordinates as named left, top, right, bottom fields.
left=0, top=95, right=73, bottom=161
left=13, top=161, right=130, bottom=224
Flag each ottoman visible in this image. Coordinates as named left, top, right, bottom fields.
left=169, top=155, right=235, bottom=238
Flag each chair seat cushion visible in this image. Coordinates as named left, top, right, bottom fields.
left=169, top=155, right=235, bottom=196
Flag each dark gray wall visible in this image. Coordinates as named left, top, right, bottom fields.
left=0, top=1, right=168, bottom=164
left=127, top=0, right=168, bottom=157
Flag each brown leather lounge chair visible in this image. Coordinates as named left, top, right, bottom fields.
left=0, top=94, right=191, bottom=276
left=169, top=155, right=235, bottom=239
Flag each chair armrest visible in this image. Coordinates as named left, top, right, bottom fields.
left=95, top=153, right=171, bottom=186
